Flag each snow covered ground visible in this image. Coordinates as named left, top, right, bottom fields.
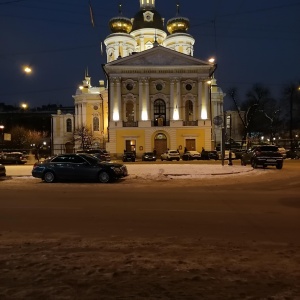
left=4, top=163, right=257, bottom=180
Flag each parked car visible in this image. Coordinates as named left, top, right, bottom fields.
left=241, top=145, right=283, bottom=169
left=182, top=150, right=201, bottom=161
left=233, top=149, right=247, bottom=159
left=278, top=147, right=287, bottom=159
left=286, top=148, right=300, bottom=159
left=32, top=153, right=128, bottom=183
left=0, top=152, right=27, bottom=164
left=207, top=150, right=220, bottom=160
left=122, top=151, right=135, bottom=162
left=141, top=152, right=156, bottom=161
left=161, top=150, right=180, bottom=161
left=0, top=163, right=6, bottom=177
left=77, top=149, right=111, bottom=161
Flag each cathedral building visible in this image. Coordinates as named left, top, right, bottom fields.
left=51, top=0, right=225, bottom=158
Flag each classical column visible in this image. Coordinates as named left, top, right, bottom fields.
left=170, top=79, right=175, bottom=119
left=198, top=81, right=202, bottom=119
left=116, top=77, right=121, bottom=121
left=175, top=78, right=181, bottom=120
left=82, top=102, right=87, bottom=126
left=139, top=78, right=143, bottom=120
left=202, top=83, right=209, bottom=120
left=110, top=79, right=115, bottom=120
left=145, top=78, right=149, bottom=120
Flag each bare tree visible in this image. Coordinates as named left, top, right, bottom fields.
left=28, top=130, right=48, bottom=161
left=73, top=126, right=95, bottom=150
left=9, top=126, right=29, bottom=149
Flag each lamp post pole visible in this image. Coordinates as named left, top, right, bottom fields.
left=0, top=125, right=4, bottom=152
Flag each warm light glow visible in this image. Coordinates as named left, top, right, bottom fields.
left=173, top=106, right=179, bottom=120
left=21, top=103, right=28, bottom=109
left=141, top=111, right=148, bottom=121
left=79, top=86, right=83, bottom=90
left=113, top=111, right=119, bottom=121
left=201, top=108, right=208, bottom=119
left=208, top=57, right=215, bottom=63
left=207, top=80, right=211, bottom=84
left=0, top=125, right=4, bottom=129
left=24, top=66, right=32, bottom=73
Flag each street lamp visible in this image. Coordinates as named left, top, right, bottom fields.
left=0, top=125, right=4, bottom=151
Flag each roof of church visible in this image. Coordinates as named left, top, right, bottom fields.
left=131, top=8, right=164, bottom=31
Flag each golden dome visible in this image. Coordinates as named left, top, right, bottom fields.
left=109, top=16, right=132, bottom=34
left=167, top=16, right=189, bottom=34
left=166, top=4, right=190, bottom=34
left=109, top=4, right=132, bottom=34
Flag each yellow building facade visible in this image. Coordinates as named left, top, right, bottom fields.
left=51, top=0, right=225, bottom=158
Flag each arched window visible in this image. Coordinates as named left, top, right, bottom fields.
left=185, top=100, right=193, bottom=121
left=66, top=118, right=72, bottom=132
left=93, top=116, right=99, bottom=131
left=154, top=99, right=166, bottom=126
left=125, top=101, right=134, bottom=122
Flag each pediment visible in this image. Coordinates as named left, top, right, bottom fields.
left=105, top=46, right=211, bottom=67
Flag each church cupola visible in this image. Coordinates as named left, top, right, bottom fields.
left=166, top=4, right=190, bottom=34
left=109, top=4, right=132, bottom=34
left=163, top=3, right=195, bottom=56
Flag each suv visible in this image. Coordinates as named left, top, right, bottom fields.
left=0, top=152, right=27, bottom=164
left=161, top=150, right=180, bottom=161
left=241, top=145, right=283, bottom=169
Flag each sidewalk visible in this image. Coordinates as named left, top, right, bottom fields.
left=4, top=163, right=254, bottom=179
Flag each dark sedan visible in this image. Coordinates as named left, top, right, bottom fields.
left=0, top=152, right=27, bottom=165
left=122, top=151, right=135, bottom=162
left=32, top=153, right=128, bottom=183
left=241, top=145, right=283, bottom=169
left=141, top=152, right=156, bottom=161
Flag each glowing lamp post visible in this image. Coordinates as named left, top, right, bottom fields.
left=0, top=125, right=4, bottom=151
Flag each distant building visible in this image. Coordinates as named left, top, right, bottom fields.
left=51, top=0, right=225, bottom=157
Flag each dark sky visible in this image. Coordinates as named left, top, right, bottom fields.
left=0, top=0, right=299, bottom=110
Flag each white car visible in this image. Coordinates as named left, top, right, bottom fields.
left=161, top=150, right=180, bottom=161
left=278, top=147, right=287, bottom=159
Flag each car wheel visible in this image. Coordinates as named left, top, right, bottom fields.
left=44, top=171, right=55, bottom=183
left=276, top=163, right=283, bottom=170
left=98, top=171, right=110, bottom=183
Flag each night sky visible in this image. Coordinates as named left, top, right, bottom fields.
left=0, top=0, right=299, bottom=110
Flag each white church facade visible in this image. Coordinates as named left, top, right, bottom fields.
left=51, top=0, right=225, bottom=158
